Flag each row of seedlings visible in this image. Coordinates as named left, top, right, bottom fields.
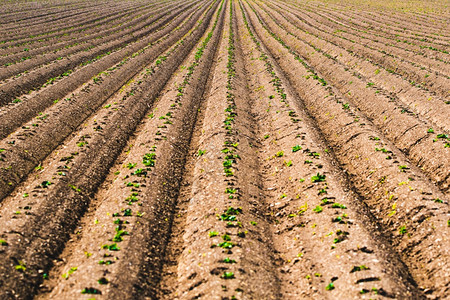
left=79, top=1, right=225, bottom=295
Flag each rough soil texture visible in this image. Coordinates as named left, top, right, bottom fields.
left=0, top=0, right=448, bottom=299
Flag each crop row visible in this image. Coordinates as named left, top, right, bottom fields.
left=247, top=0, right=449, bottom=192
left=239, top=0, right=448, bottom=297
left=257, top=1, right=450, bottom=136
left=0, top=1, right=165, bottom=60
left=306, top=3, right=450, bottom=56
left=0, top=0, right=224, bottom=297
left=0, top=0, right=447, bottom=298
left=0, top=1, right=102, bottom=27
left=269, top=0, right=450, bottom=97
left=0, top=0, right=153, bottom=41
left=0, top=0, right=191, bottom=100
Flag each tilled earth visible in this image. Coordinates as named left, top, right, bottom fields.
left=0, top=0, right=448, bottom=299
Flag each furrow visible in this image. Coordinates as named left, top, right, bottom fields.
left=105, top=1, right=228, bottom=298
left=271, top=0, right=450, bottom=98
left=240, top=0, right=449, bottom=297
left=0, top=0, right=219, bottom=297
left=159, top=2, right=280, bottom=298
left=31, top=3, right=222, bottom=299
left=0, top=1, right=200, bottom=140
left=256, top=1, right=450, bottom=135
left=237, top=1, right=422, bottom=298
left=0, top=1, right=148, bottom=46
left=0, top=1, right=189, bottom=104
left=246, top=0, right=450, bottom=192
left=0, top=0, right=209, bottom=202
left=0, top=1, right=162, bottom=60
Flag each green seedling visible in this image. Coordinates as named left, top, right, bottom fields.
left=40, top=181, right=52, bottom=188
left=332, top=213, right=349, bottom=224
left=222, top=234, right=231, bottom=241
left=292, top=145, right=302, bottom=152
left=143, top=153, right=156, bottom=167
left=81, top=288, right=101, bottom=294
left=226, top=188, right=237, bottom=194
left=224, top=207, right=242, bottom=215
left=113, top=218, right=128, bottom=225
left=308, top=152, right=320, bottom=158
left=126, top=163, right=137, bottom=169
left=222, top=272, right=235, bottom=279
left=102, top=243, right=120, bottom=251
left=284, top=160, right=293, bottom=167
left=223, top=257, right=236, bottom=264
left=15, top=261, right=26, bottom=272
left=98, top=277, right=109, bottom=285
left=215, top=241, right=234, bottom=249
left=350, top=265, right=369, bottom=273
left=69, top=184, right=81, bottom=192
left=62, top=267, right=77, bottom=279
left=375, top=148, right=391, bottom=153
left=331, top=203, right=347, bottom=209
left=333, top=230, right=349, bottom=243
left=133, top=168, right=146, bottom=176
left=224, top=168, right=234, bottom=177
left=223, top=160, right=233, bottom=168
left=209, top=231, right=219, bottom=237
left=398, top=165, right=409, bottom=172
left=311, top=173, right=326, bottom=182
left=321, top=198, right=331, bottom=205
left=125, top=182, right=139, bottom=188
left=313, top=206, right=323, bottom=213
left=112, top=228, right=129, bottom=242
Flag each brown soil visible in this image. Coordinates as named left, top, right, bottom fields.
left=0, top=0, right=448, bottom=299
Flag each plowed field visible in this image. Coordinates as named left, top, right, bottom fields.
left=0, top=0, right=448, bottom=299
